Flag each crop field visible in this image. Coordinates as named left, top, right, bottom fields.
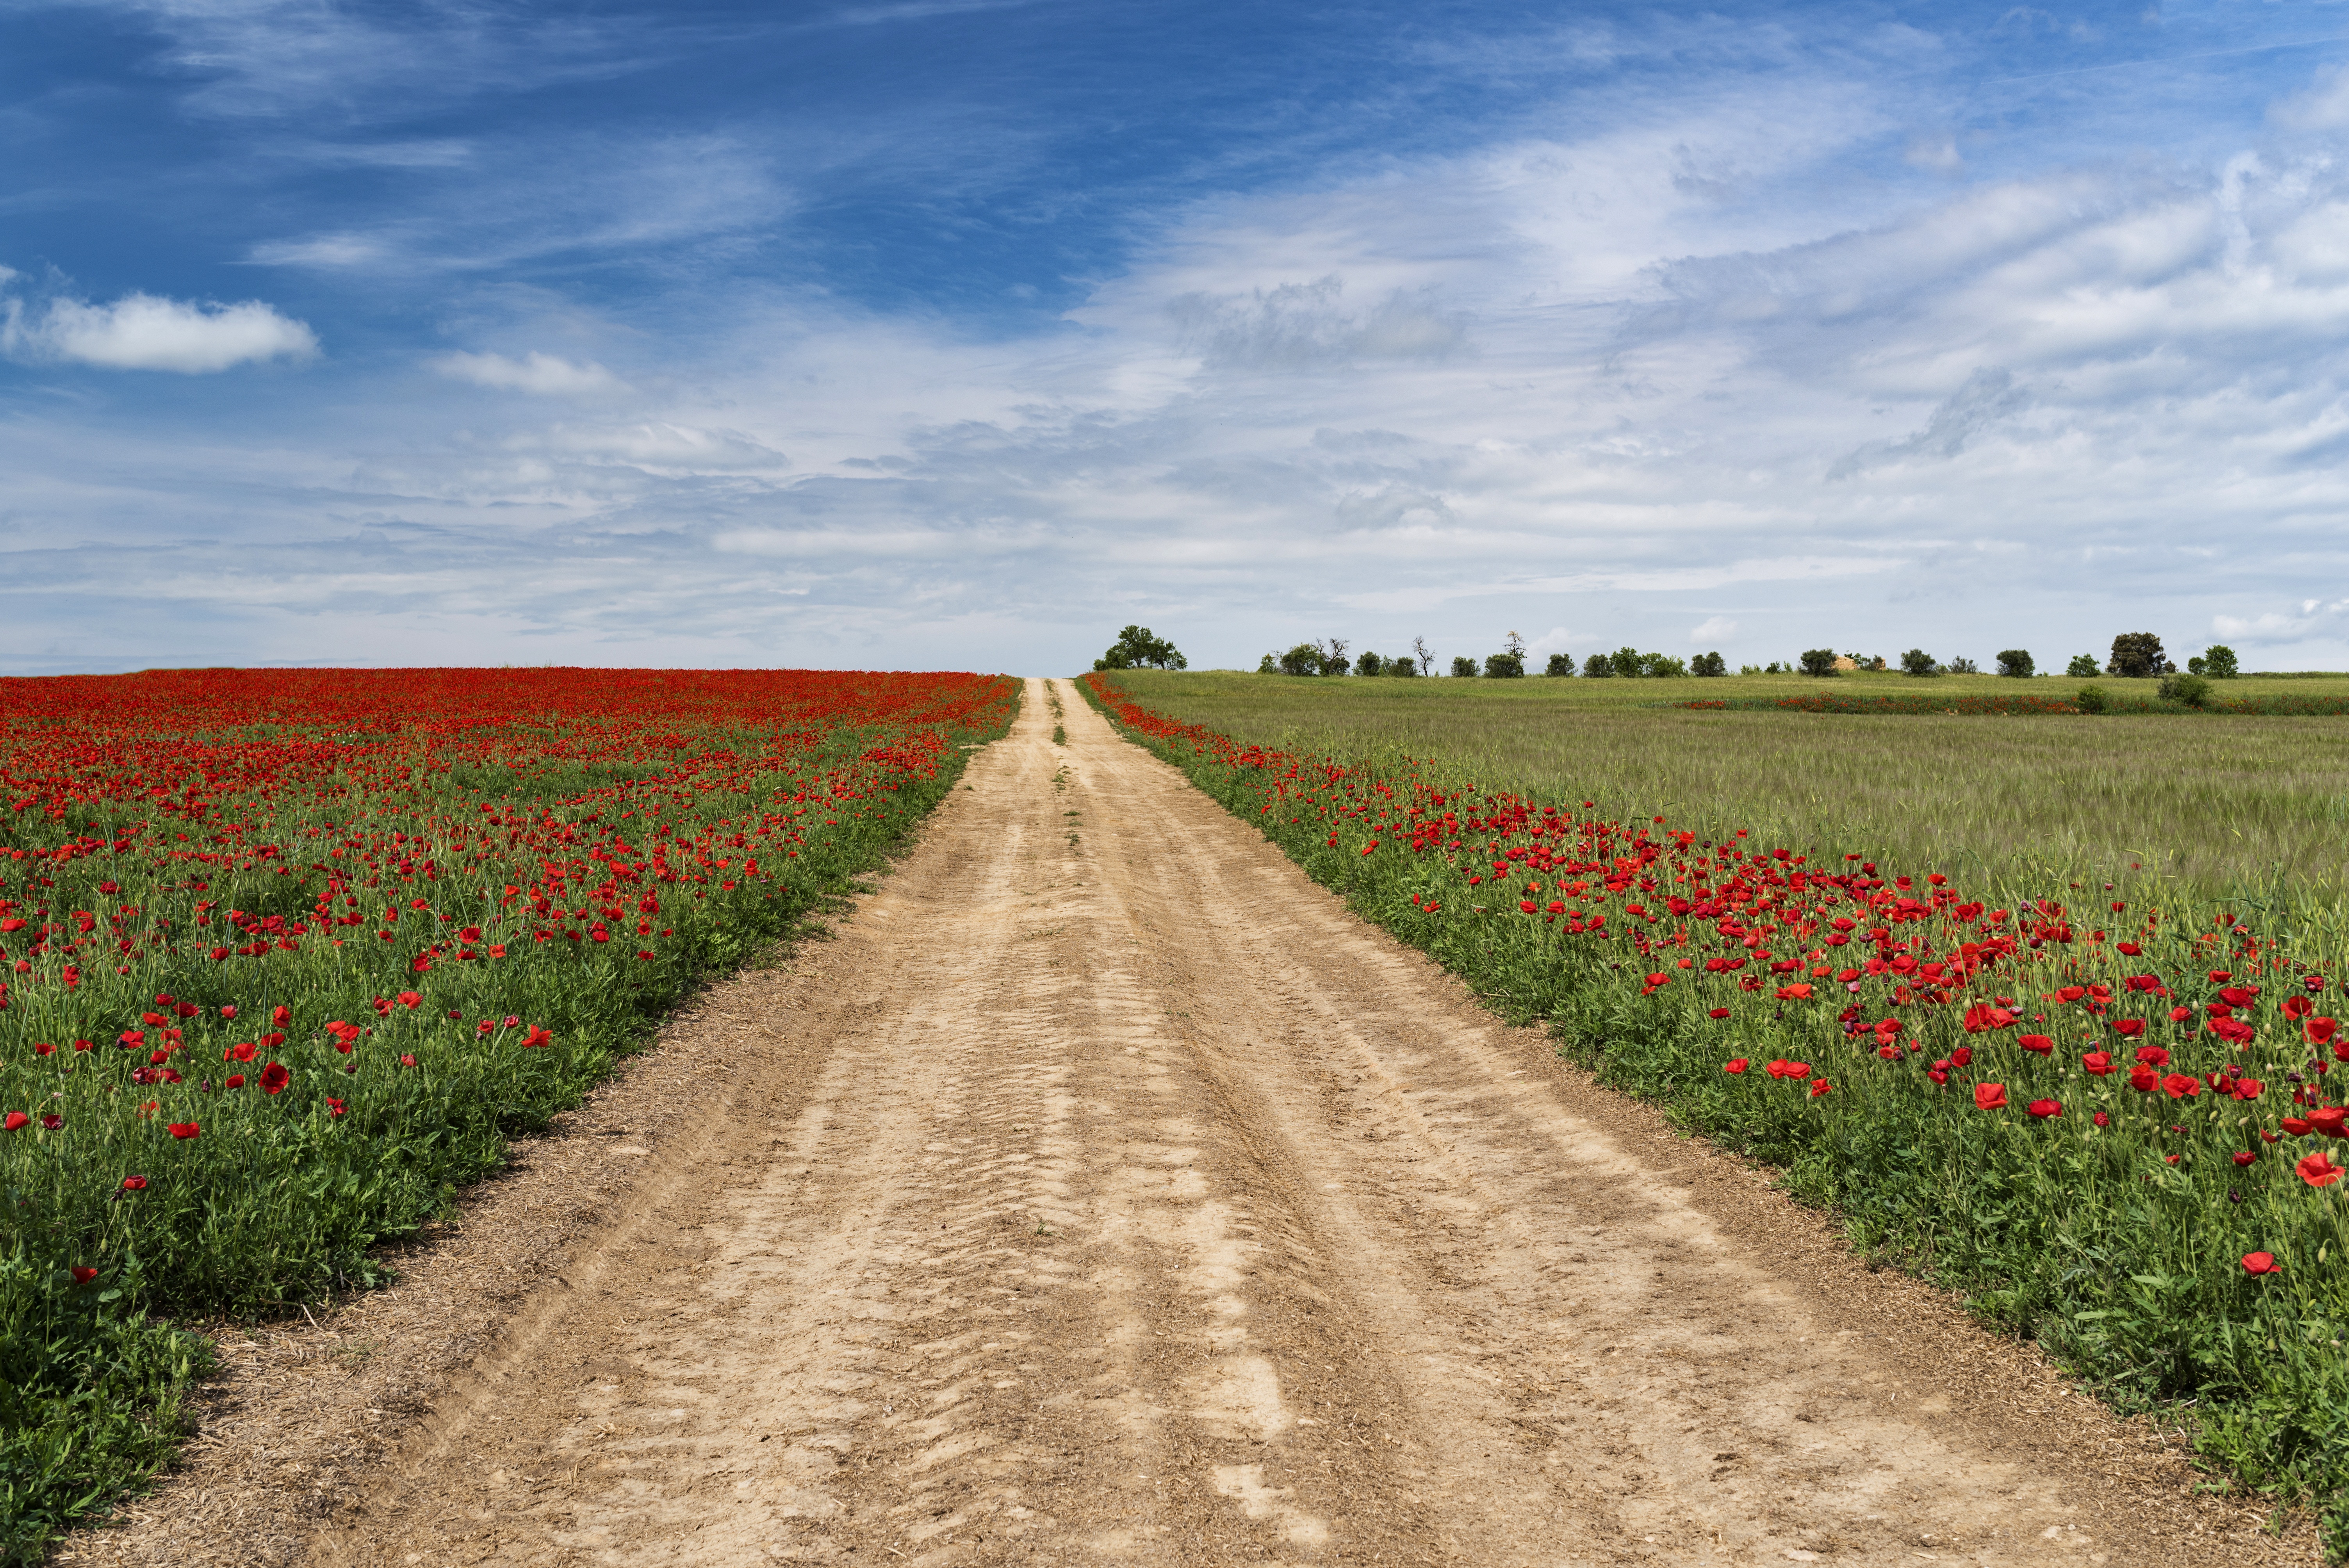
left=1103, top=669, right=2349, bottom=899
left=1084, top=670, right=2349, bottom=1545
left=0, top=667, right=1015, bottom=1555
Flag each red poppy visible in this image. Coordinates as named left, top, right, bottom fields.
left=2018, top=1034, right=2054, bottom=1055
left=2082, top=1050, right=2115, bottom=1076
left=2284, top=995, right=2313, bottom=1021
left=2162, top=1073, right=2201, bottom=1099
left=2111, top=1018, right=2146, bottom=1039
left=259, top=1062, right=290, bottom=1094
left=1724, top=1058, right=1749, bottom=1074
left=1, top=1113, right=26, bottom=1133
left=2242, top=1251, right=2281, bottom=1275
left=398, top=990, right=422, bottom=1008
left=1775, top=983, right=1813, bottom=1001
left=1951, top=1046, right=1973, bottom=1068
left=1766, top=1059, right=1811, bottom=1080
left=120, top=1176, right=147, bottom=1191
left=2310, top=1107, right=2349, bottom=1139
left=271, top=1005, right=291, bottom=1026
left=2093, top=1110, right=2110, bottom=1127
left=2026, top=1098, right=2061, bottom=1119
left=166, top=1122, right=200, bottom=1139
left=1809, top=1080, right=1832, bottom=1098
left=2283, top=1117, right=2313, bottom=1136
left=2135, top=1045, right=2170, bottom=1067
left=1707, top=1007, right=1731, bottom=1019
left=519, top=1025, right=554, bottom=1049
left=2129, top=1066, right=2160, bottom=1092
left=225, top=1074, right=245, bottom=1089
left=2309, top=1017, right=2339, bottom=1046
left=2297, top=1151, right=2343, bottom=1187
left=326, top=1098, right=347, bottom=1120
left=1975, top=1082, right=2008, bottom=1110
left=70, top=1267, right=97, bottom=1285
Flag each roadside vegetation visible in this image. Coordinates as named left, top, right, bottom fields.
left=0, top=668, right=1016, bottom=1558
left=1082, top=668, right=2349, bottom=1557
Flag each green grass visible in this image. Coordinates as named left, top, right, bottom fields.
left=1082, top=670, right=2349, bottom=1558
left=1109, top=670, right=2349, bottom=900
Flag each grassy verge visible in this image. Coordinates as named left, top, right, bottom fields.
left=1080, top=670, right=2349, bottom=1557
left=0, top=668, right=1016, bottom=1557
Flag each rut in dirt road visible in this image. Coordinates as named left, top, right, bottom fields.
left=317, top=679, right=2214, bottom=1566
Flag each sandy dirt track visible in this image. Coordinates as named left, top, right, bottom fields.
left=75, top=679, right=2304, bottom=1567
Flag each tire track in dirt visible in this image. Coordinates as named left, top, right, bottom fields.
left=307, top=680, right=2290, bottom=1566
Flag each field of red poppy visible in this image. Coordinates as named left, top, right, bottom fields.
left=1083, top=670, right=2349, bottom=1554
left=0, top=666, right=1015, bottom=1558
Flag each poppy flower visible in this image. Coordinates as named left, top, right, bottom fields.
left=1775, top=983, right=1813, bottom=1001
left=41, top=1115, right=60, bottom=1131
left=2163, top=1073, right=2202, bottom=1099
left=1707, top=1007, right=1731, bottom=1019
left=120, top=1176, right=147, bottom=1191
left=2285, top=995, right=2313, bottom=1022
left=70, top=1267, right=97, bottom=1285
left=1766, top=1059, right=1812, bottom=1080
left=225, top=1074, right=245, bottom=1089
left=2082, top=1050, right=2115, bottom=1076
left=1975, top=1083, right=2008, bottom=1110
left=1, top=1113, right=26, bottom=1133
left=2135, top=1045, right=2170, bottom=1067
left=271, top=1005, right=290, bottom=1026
left=166, top=1122, right=200, bottom=1139
left=259, top=1062, right=290, bottom=1094
left=1724, top=1058, right=1749, bottom=1074
left=2093, top=1110, right=2110, bottom=1127
left=2283, top=1117, right=2313, bottom=1137
left=326, top=1098, right=346, bottom=1120
left=2112, top=1019, right=2147, bottom=1039
left=2309, top=1017, right=2339, bottom=1046
left=519, top=1025, right=554, bottom=1049
left=2018, top=1034, right=2054, bottom=1056
left=399, top=1053, right=418, bottom=1067
left=1951, top=1047, right=1973, bottom=1068
left=1809, top=1080, right=1833, bottom=1098
left=2026, top=1098, right=2062, bottom=1119
left=2233, top=1150, right=2257, bottom=1167
left=398, top=991, right=422, bottom=1009
left=2242, top=1251, right=2281, bottom=1275
left=2296, top=1151, right=2343, bottom=1188
left=2130, top=1066, right=2160, bottom=1092
left=2169, top=1007, right=2194, bottom=1023
left=2310, top=1107, right=2349, bottom=1139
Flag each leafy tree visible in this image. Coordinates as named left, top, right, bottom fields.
left=1544, top=652, right=1576, bottom=676
left=2202, top=644, right=2240, bottom=679
left=1582, top=653, right=1613, bottom=678
left=2076, top=683, right=2110, bottom=713
left=1355, top=650, right=1384, bottom=677
left=2066, top=654, right=2100, bottom=678
left=1389, top=655, right=1419, bottom=677
left=1609, top=646, right=1644, bottom=679
left=1451, top=656, right=1478, bottom=678
left=1318, top=638, right=1350, bottom=675
left=1945, top=656, right=1978, bottom=675
left=1278, top=643, right=1322, bottom=676
left=1640, top=652, right=1688, bottom=677
left=1798, top=649, right=1839, bottom=677
left=1484, top=651, right=1526, bottom=679
left=1411, top=636, right=1435, bottom=676
left=2107, top=632, right=2169, bottom=678
left=1900, top=649, right=1939, bottom=677
left=1995, top=649, right=2034, bottom=678
left=1094, top=625, right=1186, bottom=671
left=1691, top=651, right=1726, bottom=677
left=1256, top=653, right=1277, bottom=674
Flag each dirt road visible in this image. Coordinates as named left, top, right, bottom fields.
left=295, top=679, right=2280, bottom=1566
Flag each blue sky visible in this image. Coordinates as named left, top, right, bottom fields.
left=7, top=0, right=2349, bottom=675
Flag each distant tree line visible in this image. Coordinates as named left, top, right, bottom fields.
left=1238, top=631, right=2244, bottom=681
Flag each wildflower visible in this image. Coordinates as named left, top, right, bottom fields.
left=2082, top=1050, right=2115, bottom=1076
left=398, top=991, right=422, bottom=1008
left=2162, top=1073, right=2202, bottom=1099
left=1765, top=1060, right=1811, bottom=1080
left=2310, top=1107, right=2348, bottom=1138
left=1, top=1113, right=25, bottom=1133
left=2242, top=1252, right=2281, bottom=1275
left=120, top=1176, right=147, bottom=1192
left=2296, top=1151, right=2343, bottom=1188
left=225, top=1074, right=245, bottom=1089
left=2093, top=1110, right=2110, bottom=1127
left=1809, top=1081, right=1832, bottom=1098
left=166, top=1122, right=200, bottom=1139
left=1724, top=1058, right=1749, bottom=1074
left=2019, top=1034, right=2054, bottom=1056
left=1975, top=1083, right=2008, bottom=1110
left=2026, top=1098, right=2062, bottom=1119
left=2233, top=1150, right=2256, bottom=1166
left=70, top=1267, right=97, bottom=1285
left=1707, top=1007, right=1731, bottom=1019
left=260, top=1062, right=290, bottom=1094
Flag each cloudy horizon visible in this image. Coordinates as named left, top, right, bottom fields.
left=6, top=0, right=2349, bottom=676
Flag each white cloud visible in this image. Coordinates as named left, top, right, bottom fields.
left=2, top=289, right=317, bottom=372
left=1691, top=616, right=1737, bottom=641
left=433, top=351, right=625, bottom=395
